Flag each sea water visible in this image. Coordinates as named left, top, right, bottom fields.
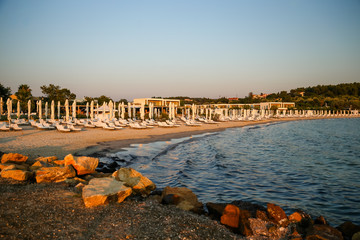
left=101, top=118, right=360, bottom=225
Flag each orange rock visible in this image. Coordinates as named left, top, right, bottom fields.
left=1, top=169, right=32, bottom=181
left=1, top=153, right=28, bottom=164
left=35, top=156, right=58, bottom=163
left=64, top=154, right=98, bottom=175
left=267, top=203, right=288, bottom=224
left=35, top=165, right=76, bottom=183
left=289, top=212, right=303, bottom=222
left=161, top=186, right=202, bottom=213
left=221, top=204, right=240, bottom=228
left=82, top=177, right=132, bottom=207
left=53, top=160, right=65, bottom=165
left=116, top=168, right=156, bottom=196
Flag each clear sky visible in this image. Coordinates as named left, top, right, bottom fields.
left=1, top=0, right=359, bottom=101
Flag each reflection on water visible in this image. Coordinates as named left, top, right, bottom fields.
left=101, top=118, right=360, bottom=225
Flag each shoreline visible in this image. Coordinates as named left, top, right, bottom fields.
left=1, top=116, right=359, bottom=160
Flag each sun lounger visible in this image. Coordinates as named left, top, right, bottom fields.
left=0, top=123, right=10, bottom=131
left=68, top=125, right=82, bottom=131
left=10, top=124, right=22, bottom=131
left=56, top=124, right=71, bottom=132
left=129, top=123, right=147, bottom=129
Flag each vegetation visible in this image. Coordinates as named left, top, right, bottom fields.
left=0, top=83, right=11, bottom=99
left=15, top=84, right=33, bottom=110
left=40, top=84, right=76, bottom=103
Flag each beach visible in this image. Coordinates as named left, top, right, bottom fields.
left=1, top=116, right=357, bottom=160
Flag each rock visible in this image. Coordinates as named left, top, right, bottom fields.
left=238, top=209, right=253, bottom=236
left=161, top=186, right=203, bottom=213
left=35, top=156, right=58, bottom=163
left=1, top=169, right=32, bottom=181
left=337, top=221, right=360, bottom=240
left=114, top=168, right=156, bottom=196
left=92, top=171, right=112, bottom=178
left=221, top=204, right=240, bottom=228
left=64, top=154, right=99, bottom=175
left=30, top=161, right=50, bottom=171
left=53, top=160, right=65, bottom=165
left=289, top=212, right=303, bottom=222
left=306, top=224, right=343, bottom=240
left=35, top=165, right=76, bottom=183
left=231, top=200, right=267, bottom=217
left=267, top=203, right=288, bottom=224
left=256, top=210, right=269, bottom=222
left=0, top=163, right=29, bottom=171
left=220, top=204, right=253, bottom=236
left=314, top=215, right=327, bottom=225
left=206, top=202, right=227, bottom=220
left=82, top=177, right=132, bottom=207
left=353, top=232, right=360, bottom=240
left=1, top=153, right=28, bottom=164
left=75, top=183, right=86, bottom=192
left=162, top=194, right=181, bottom=205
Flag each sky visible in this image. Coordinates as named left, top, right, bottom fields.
left=0, top=0, right=359, bottom=101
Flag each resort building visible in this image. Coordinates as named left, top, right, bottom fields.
left=133, top=98, right=181, bottom=107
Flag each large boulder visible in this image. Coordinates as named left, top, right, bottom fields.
left=220, top=204, right=253, bottom=236
left=161, top=186, right=203, bottom=213
left=267, top=203, right=288, bottom=225
left=64, top=154, right=98, bottom=175
left=0, top=163, right=29, bottom=171
left=114, top=168, right=156, bottom=196
left=35, top=165, right=76, bottom=183
left=337, top=221, right=360, bottom=240
left=206, top=202, right=227, bottom=220
left=82, top=177, right=132, bottom=208
left=1, top=166, right=32, bottom=181
left=1, top=153, right=28, bottom=164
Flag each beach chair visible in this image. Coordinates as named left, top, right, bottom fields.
left=68, top=125, right=82, bottom=131
left=56, top=124, right=71, bottom=132
left=0, top=123, right=10, bottom=131
left=10, top=124, right=22, bottom=131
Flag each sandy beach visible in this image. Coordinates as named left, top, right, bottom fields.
left=1, top=116, right=358, bottom=160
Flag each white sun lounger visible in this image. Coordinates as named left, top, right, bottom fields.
left=0, top=123, right=10, bottom=131
left=56, top=124, right=71, bottom=132
left=10, top=124, right=22, bottom=131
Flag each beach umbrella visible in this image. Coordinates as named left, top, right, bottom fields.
left=96, top=103, right=99, bottom=117
left=0, top=97, right=3, bottom=115
left=109, top=101, right=113, bottom=120
left=192, top=104, right=195, bottom=121
left=128, top=103, right=131, bottom=119
left=149, top=103, right=153, bottom=119
left=38, top=100, right=42, bottom=121
left=65, top=99, right=69, bottom=122
left=45, top=102, right=48, bottom=120
left=133, top=104, right=136, bottom=119
left=72, top=101, right=76, bottom=120
left=205, top=108, right=208, bottom=120
left=7, top=98, right=12, bottom=121
left=28, top=100, right=31, bottom=120
left=121, top=102, right=125, bottom=119
left=90, top=101, right=94, bottom=120
left=51, top=100, right=55, bottom=121
left=36, top=100, right=39, bottom=114
left=57, top=101, right=61, bottom=120
left=17, top=100, right=20, bottom=119
left=102, top=102, right=106, bottom=119
left=86, top=102, right=89, bottom=120
left=140, top=103, right=145, bottom=121
left=118, top=102, right=121, bottom=119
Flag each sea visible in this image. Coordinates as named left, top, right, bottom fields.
left=99, top=118, right=360, bottom=226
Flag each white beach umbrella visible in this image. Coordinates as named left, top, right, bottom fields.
left=72, top=101, right=76, bottom=120
left=45, top=102, right=48, bottom=120
left=51, top=100, right=55, bottom=121
left=28, top=100, right=31, bottom=120
left=86, top=102, right=89, bottom=120
left=36, top=100, right=39, bottom=114
left=90, top=101, right=94, bottom=120
left=205, top=108, right=208, bottom=120
left=168, top=103, right=172, bottom=120
left=65, top=99, right=69, bottom=122
left=109, top=101, right=113, bottom=120
left=118, top=102, right=121, bottom=119
left=192, top=104, right=195, bottom=121
left=140, top=103, right=145, bottom=121
left=17, top=100, right=20, bottom=119
left=128, top=103, right=131, bottom=119
left=96, top=103, right=99, bottom=117
left=150, top=103, right=153, bottom=119
left=133, top=104, right=136, bottom=119
left=120, top=102, right=124, bottom=119
left=7, top=98, right=12, bottom=121
left=0, top=97, right=3, bottom=115
left=57, top=101, right=61, bottom=120
left=102, top=103, right=106, bottom=119
left=38, top=100, right=42, bottom=121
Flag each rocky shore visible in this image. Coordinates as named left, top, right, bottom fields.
left=1, top=152, right=360, bottom=239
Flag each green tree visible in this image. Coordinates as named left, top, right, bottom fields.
left=0, top=83, right=11, bottom=99
left=15, top=84, right=33, bottom=110
left=96, top=95, right=112, bottom=105
left=40, top=84, right=76, bottom=102
left=117, top=98, right=128, bottom=105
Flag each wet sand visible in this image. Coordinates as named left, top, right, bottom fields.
left=0, top=116, right=358, bottom=160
